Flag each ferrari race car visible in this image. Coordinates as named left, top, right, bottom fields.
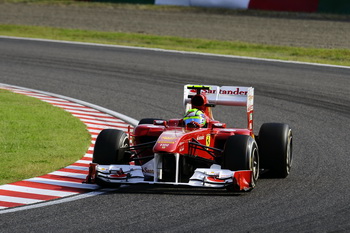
left=85, top=85, right=293, bottom=191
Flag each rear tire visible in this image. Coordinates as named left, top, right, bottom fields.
left=93, top=129, right=130, bottom=165
left=222, top=135, right=259, bottom=190
left=258, top=123, right=293, bottom=178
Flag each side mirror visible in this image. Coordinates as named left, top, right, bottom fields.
left=211, top=123, right=226, bottom=128
left=153, top=120, right=168, bottom=127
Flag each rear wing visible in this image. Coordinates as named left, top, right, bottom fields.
left=183, top=84, right=254, bottom=131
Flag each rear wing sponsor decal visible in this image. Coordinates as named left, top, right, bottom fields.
left=183, top=84, right=254, bottom=131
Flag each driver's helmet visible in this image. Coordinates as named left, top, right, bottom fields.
left=183, top=108, right=206, bottom=128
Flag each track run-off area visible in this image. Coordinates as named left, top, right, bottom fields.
left=0, top=84, right=137, bottom=211
left=0, top=37, right=349, bottom=232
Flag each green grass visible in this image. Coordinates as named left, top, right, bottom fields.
left=1, top=24, right=350, bottom=66
left=0, top=89, right=91, bottom=185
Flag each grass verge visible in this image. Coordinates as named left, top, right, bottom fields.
left=1, top=24, right=350, bottom=67
left=0, top=89, right=91, bottom=185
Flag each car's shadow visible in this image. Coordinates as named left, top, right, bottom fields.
left=99, top=184, right=247, bottom=196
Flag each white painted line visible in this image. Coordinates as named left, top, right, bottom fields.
left=39, top=99, right=85, bottom=107
left=0, top=195, right=44, bottom=205
left=34, top=96, right=71, bottom=101
left=65, top=165, right=89, bottom=171
left=34, top=97, right=70, bottom=104
left=82, top=117, right=126, bottom=123
left=49, top=171, right=87, bottom=179
left=66, top=109, right=114, bottom=117
left=1, top=35, right=349, bottom=70
left=53, top=105, right=100, bottom=112
left=0, top=185, right=77, bottom=197
left=91, top=121, right=129, bottom=126
left=11, top=92, right=51, bottom=98
left=74, top=160, right=91, bottom=164
left=72, top=114, right=130, bottom=124
left=86, top=125, right=117, bottom=130
left=0, top=189, right=115, bottom=215
left=82, top=119, right=127, bottom=126
left=88, top=129, right=104, bottom=134
left=26, top=178, right=98, bottom=189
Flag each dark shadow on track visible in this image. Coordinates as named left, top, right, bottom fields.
left=99, top=184, right=245, bottom=196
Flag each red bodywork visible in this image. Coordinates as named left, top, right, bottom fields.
left=133, top=122, right=252, bottom=163
left=131, top=85, right=254, bottom=165
left=85, top=85, right=255, bottom=191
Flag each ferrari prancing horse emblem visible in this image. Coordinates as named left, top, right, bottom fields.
left=206, top=134, right=210, bottom=147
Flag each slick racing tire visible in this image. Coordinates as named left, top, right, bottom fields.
left=223, top=135, right=259, bottom=190
left=93, top=129, right=130, bottom=165
left=138, top=118, right=164, bottom=125
left=258, top=123, right=293, bottom=178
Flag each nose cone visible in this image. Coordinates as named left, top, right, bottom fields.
left=153, top=131, right=184, bottom=153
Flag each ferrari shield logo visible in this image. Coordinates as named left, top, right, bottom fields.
left=206, top=134, right=211, bottom=147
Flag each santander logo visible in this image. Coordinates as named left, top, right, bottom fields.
left=190, top=87, right=247, bottom=95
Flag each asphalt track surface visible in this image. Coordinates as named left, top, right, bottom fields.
left=0, top=37, right=350, bottom=232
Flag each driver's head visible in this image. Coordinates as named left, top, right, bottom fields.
left=183, top=108, right=206, bottom=128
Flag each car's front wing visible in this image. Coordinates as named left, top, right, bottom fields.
left=85, top=163, right=253, bottom=191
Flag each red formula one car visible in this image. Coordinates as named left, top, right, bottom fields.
left=85, top=85, right=293, bottom=191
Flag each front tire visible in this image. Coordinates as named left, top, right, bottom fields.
left=93, top=129, right=130, bottom=165
left=222, top=135, right=259, bottom=190
left=258, top=123, right=293, bottom=178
